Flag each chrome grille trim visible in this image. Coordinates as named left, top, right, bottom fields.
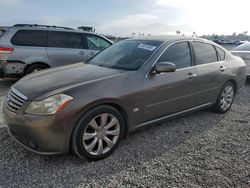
left=11, top=87, right=28, bottom=100
left=6, top=87, right=27, bottom=113
left=9, top=94, right=24, bottom=106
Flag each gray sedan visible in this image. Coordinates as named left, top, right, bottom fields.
left=3, top=36, right=246, bottom=160
left=230, top=42, right=250, bottom=77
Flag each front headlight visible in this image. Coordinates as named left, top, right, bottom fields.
left=25, top=94, right=73, bottom=115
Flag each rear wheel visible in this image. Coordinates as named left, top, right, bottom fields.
left=25, top=64, right=49, bottom=75
left=72, top=105, right=125, bottom=160
left=213, top=82, right=235, bottom=113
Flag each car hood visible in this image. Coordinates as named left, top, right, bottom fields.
left=13, top=63, right=127, bottom=100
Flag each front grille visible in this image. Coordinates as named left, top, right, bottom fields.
left=6, top=88, right=27, bottom=113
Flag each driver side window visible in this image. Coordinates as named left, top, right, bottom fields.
left=86, top=35, right=111, bottom=50
left=157, top=42, right=191, bottom=69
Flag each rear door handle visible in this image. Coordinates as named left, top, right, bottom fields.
left=78, top=51, right=85, bottom=55
left=186, top=73, right=197, bottom=79
left=219, top=66, right=227, bottom=72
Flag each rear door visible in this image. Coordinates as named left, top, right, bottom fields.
left=192, top=41, right=225, bottom=105
left=47, top=31, right=89, bottom=66
left=143, top=41, right=198, bottom=122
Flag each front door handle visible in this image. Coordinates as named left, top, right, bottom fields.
left=186, top=73, right=197, bottom=79
left=89, top=52, right=95, bottom=56
left=219, top=66, right=227, bottom=72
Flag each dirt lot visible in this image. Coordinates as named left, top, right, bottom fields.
left=0, top=79, right=249, bottom=188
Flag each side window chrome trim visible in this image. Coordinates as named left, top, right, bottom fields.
left=194, top=61, right=222, bottom=68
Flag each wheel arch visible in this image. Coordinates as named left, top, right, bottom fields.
left=72, top=99, right=130, bottom=138
left=24, top=62, right=51, bottom=74
left=69, top=99, right=130, bottom=153
left=226, top=79, right=237, bottom=93
left=86, top=101, right=129, bottom=136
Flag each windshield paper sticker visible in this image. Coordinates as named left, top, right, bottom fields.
left=137, top=44, right=157, bottom=51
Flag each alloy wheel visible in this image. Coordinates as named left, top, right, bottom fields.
left=82, top=113, right=120, bottom=155
left=220, top=85, right=234, bottom=111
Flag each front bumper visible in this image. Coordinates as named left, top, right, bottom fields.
left=3, top=103, right=73, bottom=155
left=7, top=128, right=62, bottom=155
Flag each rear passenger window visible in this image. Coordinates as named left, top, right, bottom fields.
left=48, top=31, right=86, bottom=49
left=11, top=30, right=47, bottom=47
left=86, top=35, right=111, bottom=50
left=216, top=47, right=225, bottom=60
left=193, top=42, right=218, bottom=65
left=157, top=42, right=191, bottom=69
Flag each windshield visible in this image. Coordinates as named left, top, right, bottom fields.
left=87, top=40, right=162, bottom=70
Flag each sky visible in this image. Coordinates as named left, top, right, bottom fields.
left=0, top=0, right=250, bottom=37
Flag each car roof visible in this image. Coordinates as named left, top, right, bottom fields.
left=7, top=24, right=98, bottom=35
left=233, top=42, right=250, bottom=51
left=11, top=26, right=88, bottom=33
left=6, top=25, right=113, bottom=42
left=126, top=35, right=212, bottom=43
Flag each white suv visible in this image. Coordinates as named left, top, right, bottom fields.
left=0, top=24, right=113, bottom=77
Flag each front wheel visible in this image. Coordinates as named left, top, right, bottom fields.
left=213, top=82, right=235, bottom=113
left=71, top=105, right=125, bottom=160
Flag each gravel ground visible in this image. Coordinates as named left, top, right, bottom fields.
left=0, top=78, right=249, bottom=188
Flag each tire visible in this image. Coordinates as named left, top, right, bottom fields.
left=25, top=64, right=49, bottom=75
left=72, top=105, right=125, bottom=160
left=213, top=81, right=235, bottom=113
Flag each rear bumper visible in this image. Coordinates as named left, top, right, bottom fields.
left=0, top=62, right=5, bottom=78
left=0, top=60, right=25, bottom=77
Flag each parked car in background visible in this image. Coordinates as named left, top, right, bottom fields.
left=0, top=26, right=10, bottom=77
left=3, top=36, right=246, bottom=160
left=0, top=24, right=113, bottom=78
left=235, top=40, right=248, bottom=46
left=231, top=42, right=250, bottom=77
left=0, top=27, right=9, bottom=35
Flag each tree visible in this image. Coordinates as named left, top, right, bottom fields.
left=176, top=30, right=181, bottom=35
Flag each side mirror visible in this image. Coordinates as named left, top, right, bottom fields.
left=153, top=62, right=176, bottom=74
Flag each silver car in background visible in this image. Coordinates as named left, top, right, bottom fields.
left=231, top=42, right=250, bottom=77
left=0, top=24, right=113, bottom=77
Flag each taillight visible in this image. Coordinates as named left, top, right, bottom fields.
left=0, top=47, right=14, bottom=53
left=0, top=47, right=14, bottom=61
